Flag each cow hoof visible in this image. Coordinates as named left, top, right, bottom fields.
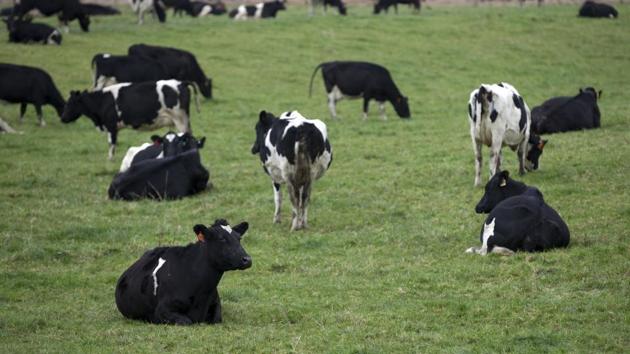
left=465, top=247, right=476, bottom=254
left=273, top=217, right=281, bottom=224
left=39, top=121, right=46, bottom=127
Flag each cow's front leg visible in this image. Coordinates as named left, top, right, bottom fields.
left=273, top=182, right=282, bottom=224
left=205, top=290, right=222, bottom=324
left=155, top=300, right=193, bottom=325
left=378, top=102, right=387, bottom=120
left=19, top=103, right=27, bottom=124
left=327, top=92, right=338, bottom=119
left=362, top=98, right=370, bottom=120
left=35, top=104, right=45, bottom=127
left=107, top=131, right=117, bottom=161
left=472, top=138, right=482, bottom=187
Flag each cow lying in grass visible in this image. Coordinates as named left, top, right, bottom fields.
left=4, top=18, right=62, bottom=45
left=531, top=87, right=602, bottom=134
left=229, top=0, right=285, bottom=20
left=120, top=131, right=206, bottom=173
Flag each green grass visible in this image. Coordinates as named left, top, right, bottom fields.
left=1, top=4, right=629, bottom=353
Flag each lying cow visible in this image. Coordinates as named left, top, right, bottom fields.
left=174, top=1, right=227, bottom=16
left=5, top=18, right=62, bottom=45
left=115, top=219, right=251, bottom=324
left=374, top=0, right=420, bottom=14
left=91, top=54, right=168, bottom=90
left=309, top=61, right=410, bottom=120
left=579, top=1, right=618, bottom=18
left=531, top=87, right=601, bottom=134
left=251, top=110, right=332, bottom=231
left=229, top=0, right=286, bottom=20
left=12, top=0, right=90, bottom=32
left=0, top=63, right=65, bottom=126
left=130, top=0, right=166, bottom=24
left=468, top=82, right=546, bottom=187
left=128, top=44, right=213, bottom=98
left=61, top=80, right=196, bottom=159
left=466, top=170, right=570, bottom=255
left=120, top=131, right=206, bottom=172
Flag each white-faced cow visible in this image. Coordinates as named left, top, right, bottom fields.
left=309, top=61, right=410, bottom=120
left=373, top=0, right=420, bottom=14
left=229, top=0, right=286, bottom=20
left=0, top=63, right=65, bottom=126
left=251, top=110, right=332, bottom=231
left=468, top=82, right=546, bottom=187
left=61, top=80, right=196, bottom=160
left=4, top=18, right=62, bottom=45
left=466, top=170, right=570, bottom=255
left=531, top=87, right=602, bottom=134
left=579, top=1, right=618, bottom=18
left=119, top=131, right=206, bottom=172
left=115, top=219, right=251, bottom=324
left=12, top=0, right=90, bottom=32
left=130, top=0, right=166, bottom=24
left=91, top=54, right=168, bottom=91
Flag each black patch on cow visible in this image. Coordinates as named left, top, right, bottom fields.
left=498, top=83, right=504, bottom=88
left=468, top=103, right=474, bottom=122
left=490, top=109, right=498, bottom=122
left=115, top=84, right=162, bottom=129
left=245, top=5, right=256, bottom=16
left=162, top=85, right=178, bottom=109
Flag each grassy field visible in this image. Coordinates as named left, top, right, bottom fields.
left=1, top=3, right=629, bottom=353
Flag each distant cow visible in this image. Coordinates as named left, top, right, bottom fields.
left=4, top=18, right=62, bottom=45
left=531, top=87, right=601, bottom=134
left=130, top=0, right=166, bottom=24
left=174, top=1, right=226, bottom=16
left=229, top=0, right=286, bottom=20
left=308, top=0, right=347, bottom=16
left=12, top=0, right=90, bottom=32
left=81, top=3, right=121, bottom=16
left=115, top=219, right=251, bottom=324
left=251, top=110, right=332, bottom=231
left=579, top=1, right=618, bottom=18
left=91, top=54, right=168, bottom=90
left=0, top=63, right=65, bottom=126
left=374, top=0, right=420, bottom=14
left=309, top=61, right=410, bottom=120
left=468, top=82, right=546, bottom=187
left=466, top=170, right=570, bottom=255
left=61, top=80, right=196, bottom=159
left=120, top=131, right=206, bottom=172
left=128, top=44, right=213, bottom=98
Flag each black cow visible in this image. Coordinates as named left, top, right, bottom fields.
left=229, top=0, right=286, bottom=20
left=61, top=80, right=195, bottom=159
left=128, top=44, right=213, bottom=99
left=0, top=63, right=65, bottom=126
left=81, top=4, right=121, bottom=16
left=374, top=0, right=420, bottom=14
left=12, top=0, right=90, bottom=32
left=466, top=170, right=570, bottom=255
left=308, top=0, right=347, bottom=16
left=119, top=131, right=206, bottom=172
left=115, top=219, right=251, bottom=324
left=531, top=87, right=602, bottom=134
left=91, top=54, right=168, bottom=90
left=309, top=61, right=410, bottom=120
left=579, top=1, right=618, bottom=18
left=4, top=18, right=62, bottom=45
left=174, top=1, right=227, bottom=16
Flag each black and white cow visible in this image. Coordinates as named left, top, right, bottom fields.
left=0, top=63, right=65, bottom=126
left=119, top=131, right=206, bottom=172
left=309, top=61, right=410, bottom=120
left=308, top=0, right=347, bottom=16
left=251, top=110, right=332, bottom=231
left=115, top=219, right=251, bottom=324
left=81, top=3, right=121, bottom=16
left=468, top=82, right=546, bottom=187
left=373, top=0, right=420, bottom=14
left=531, top=87, right=602, bottom=134
left=12, top=0, right=90, bottom=32
left=228, top=0, right=286, bottom=20
left=579, top=1, right=618, bottom=18
left=4, top=18, right=62, bottom=45
left=466, top=170, right=570, bottom=255
left=174, top=1, right=226, bottom=16
left=130, top=0, right=166, bottom=24
left=128, top=44, right=213, bottom=98
left=61, top=80, right=196, bottom=159
left=91, top=54, right=168, bottom=91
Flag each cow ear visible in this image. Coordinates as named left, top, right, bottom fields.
left=232, top=222, right=249, bottom=238
left=259, top=110, right=273, bottom=126
left=539, top=140, right=548, bottom=150
left=197, top=137, right=206, bottom=148
left=150, top=135, right=162, bottom=144
left=500, top=170, right=509, bottom=187
left=193, top=224, right=208, bottom=242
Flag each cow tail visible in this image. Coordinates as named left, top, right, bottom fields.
left=294, top=137, right=311, bottom=193
left=185, top=81, right=200, bottom=114
left=308, top=63, right=324, bottom=98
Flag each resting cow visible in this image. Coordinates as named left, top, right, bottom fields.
left=91, top=54, right=168, bottom=90
left=115, top=219, right=251, bottom=324
left=5, top=18, right=62, bottom=45
left=12, top=0, right=90, bottom=32
left=174, top=1, right=227, bottom=16
left=374, top=0, right=420, bottom=14
left=466, top=170, right=570, bottom=255
left=531, top=87, right=601, bottom=134
left=229, top=0, right=286, bottom=20
left=251, top=110, right=332, bottom=231
left=579, top=1, right=618, bottom=18
left=120, top=131, right=206, bottom=172
left=309, top=61, right=410, bottom=120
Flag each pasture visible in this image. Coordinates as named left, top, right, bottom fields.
left=1, top=3, right=629, bottom=352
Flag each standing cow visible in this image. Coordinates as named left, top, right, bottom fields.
left=531, top=87, right=601, bottom=134
left=308, top=0, right=347, bottom=16
left=373, top=0, right=420, bottom=14
left=91, top=54, right=168, bottom=90
left=251, top=110, right=333, bottom=231
left=229, top=0, right=286, bottom=20
left=309, top=61, right=410, bottom=120
left=12, top=0, right=90, bottom=32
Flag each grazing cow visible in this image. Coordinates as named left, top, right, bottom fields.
left=374, top=0, right=420, bottom=14
left=128, top=44, right=213, bottom=99
left=309, top=61, right=410, bottom=120
left=12, top=0, right=90, bottom=32
left=4, top=18, right=62, bottom=45
left=130, top=0, right=166, bottom=24
left=229, top=0, right=286, bottom=20
left=61, top=80, right=196, bottom=159
left=251, top=110, right=332, bottom=231
left=81, top=4, right=121, bottom=16
left=531, top=87, right=602, bottom=134
left=467, top=82, right=546, bottom=187
left=119, top=131, right=206, bottom=172
left=115, top=219, right=251, bottom=324
left=466, top=170, right=570, bottom=255
left=174, top=1, right=227, bottom=16
left=308, top=0, right=347, bottom=16
left=579, top=1, right=618, bottom=18
left=91, top=54, right=168, bottom=90
left=0, top=63, right=65, bottom=126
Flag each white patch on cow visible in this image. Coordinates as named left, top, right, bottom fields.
left=103, top=53, right=111, bottom=58
left=156, top=151, right=164, bottom=159
left=47, top=30, right=60, bottom=45
left=220, top=225, right=232, bottom=233
left=145, top=80, right=190, bottom=133
left=280, top=111, right=328, bottom=143
left=103, top=83, right=132, bottom=117
left=233, top=5, right=248, bottom=20
left=480, top=217, right=496, bottom=255
left=254, top=3, right=264, bottom=18
left=120, top=142, right=152, bottom=172
left=491, top=246, right=515, bottom=256
left=199, top=5, right=212, bottom=16
left=152, top=257, right=166, bottom=296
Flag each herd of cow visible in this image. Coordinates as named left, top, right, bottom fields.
left=0, top=0, right=611, bottom=325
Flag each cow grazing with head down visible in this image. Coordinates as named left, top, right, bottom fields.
left=468, top=82, right=546, bottom=187
left=115, top=219, right=251, bottom=324
left=309, top=61, right=410, bottom=120
left=373, top=0, right=420, bottom=14
left=531, top=87, right=602, bottom=134
left=12, top=0, right=90, bottom=32
left=229, top=0, right=286, bottom=20
left=0, top=63, right=65, bottom=126
left=130, top=0, right=166, bottom=24
left=308, top=0, right=347, bottom=16
left=61, top=80, right=196, bottom=159
left=4, top=18, right=62, bottom=45
left=251, top=110, right=332, bottom=231
left=579, top=1, right=618, bottom=18
left=91, top=54, right=168, bottom=91
left=466, top=170, right=570, bottom=255
left=119, top=131, right=206, bottom=172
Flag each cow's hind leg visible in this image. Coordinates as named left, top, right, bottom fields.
left=19, top=103, right=27, bottom=124
left=517, top=139, right=527, bottom=175
left=287, top=183, right=301, bottom=231
left=327, top=91, right=339, bottom=119
left=273, top=182, right=282, bottom=224
left=299, top=182, right=312, bottom=229
left=378, top=102, right=387, bottom=120
left=155, top=300, right=193, bottom=325
left=488, top=136, right=502, bottom=179
left=472, top=139, right=482, bottom=187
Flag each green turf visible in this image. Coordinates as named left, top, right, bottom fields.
left=1, top=3, right=629, bottom=353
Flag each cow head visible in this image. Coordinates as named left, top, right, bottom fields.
left=251, top=110, right=276, bottom=155
left=373, top=2, right=383, bottom=14
left=61, top=91, right=85, bottom=123
left=580, top=87, right=601, bottom=100
left=199, top=78, right=212, bottom=99
left=475, top=170, right=528, bottom=213
left=393, top=96, right=410, bottom=118
left=161, top=132, right=206, bottom=157
left=525, top=133, right=547, bottom=171
left=78, top=14, right=90, bottom=32
left=193, top=219, right=252, bottom=271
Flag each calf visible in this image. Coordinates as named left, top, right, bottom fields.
left=91, top=54, right=168, bottom=90
left=531, top=87, right=601, bottom=134
left=61, top=80, right=196, bottom=159
left=374, top=0, right=420, bottom=14
left=130, top=0, right=166, bottom=24
left=128, top=44, right=213, bottom=98
left=229, top=0, right=286, bottom=20
left=12, top=0, right=90, bottom=32
left=579, top=1, right=618, bottom=18
left=468, top=82, right=546, bottom=187
left=309, top=61, right=410, bottom=120
left=115, top=219, right=251, bottom=324
left=466, top=170, right=570, bottom=255
left=120, top=131, right=206, bottom=172
left=0, top=63, right=65, bottom=126
left=5, top=18, right=62, bottom=45
left=251, top=110, right=332, bottom=231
